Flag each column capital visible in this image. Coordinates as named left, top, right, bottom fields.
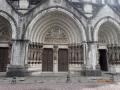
left=11, top=39, right=30, bottom=45
left=11, top=39, right=30, bottom=42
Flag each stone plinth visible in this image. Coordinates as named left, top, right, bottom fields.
left=81, top=70, right=102, bottom=76
left=6, top=65, right=29, bottom=77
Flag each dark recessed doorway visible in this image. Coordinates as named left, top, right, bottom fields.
left=99, top=49, right=108, bottom=71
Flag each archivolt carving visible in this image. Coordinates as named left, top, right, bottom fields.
left=98, top=22, right=119, bottom=44
left=44, top=26, right=69, bottom=44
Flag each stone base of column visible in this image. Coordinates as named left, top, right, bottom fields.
left=6, top=65, right=29, bottom=77
left=81, top=70, right=102, bottom=76
left=81, top=64, right=102, bottom=76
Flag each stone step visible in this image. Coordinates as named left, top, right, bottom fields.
left=81, top=70, right=102, bottom=76
left=0, top=72, right=6, bottom=77
left=40, top=72, right=68, bottom=77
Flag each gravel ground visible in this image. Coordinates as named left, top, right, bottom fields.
left=0, top=82, right=119, bottom=90
left=0, top=73, right=119, bottom=90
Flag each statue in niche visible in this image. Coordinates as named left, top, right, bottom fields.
left=44, top=26, right=68, bottom=44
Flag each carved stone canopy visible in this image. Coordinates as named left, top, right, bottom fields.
left=44, top=26, right=69, bottom=44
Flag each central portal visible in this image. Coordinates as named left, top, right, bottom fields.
left=58, top=49, right=68, bottom=72
left=42, top=48, right=53, bottom=72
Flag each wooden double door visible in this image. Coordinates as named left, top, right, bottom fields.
left=58, top=49, right=68, bottom=72
left=42, top=48, right=53, bottom=71
left=42, top=48, right=68, bottom=72
left=0, top=47, right=9, bottom=72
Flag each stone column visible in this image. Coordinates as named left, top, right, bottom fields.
left=88, top=43, right=98, bottom=70
left=83, top=42, right=101, bottom=76
left=82, top=42, right=87, bottom=65
left=7, top=39, right=29, bottom=77
left=82, top=42, right=94, bottom=71
left=53, top=45, right=58, bottom=73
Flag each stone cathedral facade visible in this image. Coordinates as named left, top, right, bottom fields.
left=0, top=0, right=120, bottom=76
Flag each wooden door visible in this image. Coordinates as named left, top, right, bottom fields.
left=58, top=49, right=68, bottom=72
left=0, top=47, right=9, bottom=72
left=42, top=48, right=53, bottom=72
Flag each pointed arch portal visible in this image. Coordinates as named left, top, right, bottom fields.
left=0, top=16, right=12, bottom=72
left=26, top=8, right=86, bottom=72
left=94, top=18, right=120, bottom=71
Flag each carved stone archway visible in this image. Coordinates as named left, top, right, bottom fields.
left=26, top=10, right=86, bottom=74
left=0, top=16, right=12, bottom=72
left=93, top=18, right=120, bottom=72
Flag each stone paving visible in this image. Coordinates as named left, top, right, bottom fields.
left=0, top=82, right=120, bottom=90
left=0, top=72, right=119, bottom=90
left=0, top=76, right=118, bottom=90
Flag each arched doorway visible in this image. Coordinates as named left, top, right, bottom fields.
left=42, top=25, right=69, bottom=72
left=26, top=9, right=86, bottom=73
left=96, top=21, right=120, bottom=71
left=0, top=16, right=12, bottom=72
